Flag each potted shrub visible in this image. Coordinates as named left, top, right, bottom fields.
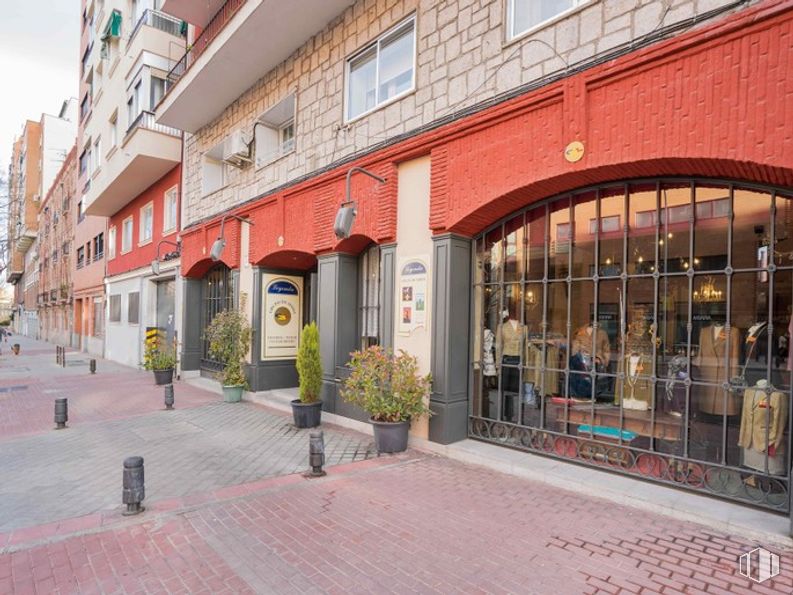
left=292, top=322, right=323, bottom=428
left=341, top=346, right=431, bottom=453
left=143, top=339, right=176, bottom=385
left=205, top=308, right=252, bottom=402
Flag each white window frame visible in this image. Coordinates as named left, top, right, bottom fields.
left=163, top=185, right=178, bottom=233
left=107, top=225, right=116, bottom=259
left=92, top=137, right=102, bottom=173
left=121, top=215, right=133, bottom=254
left=201, top=141, right=226, bottom=196
left=139, top=201, right=154, bottom=245
left=344, top=15, right=417, bottom=123
left=109, top=111, right=118, bottom=149
left=506, top=0, right=591, bottom=41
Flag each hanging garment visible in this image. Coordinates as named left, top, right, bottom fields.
left=483, top=328, right=497, bottom=377
left=525, top=343, right=560, bottom=396
left=693, top=325, right=741, bottom=415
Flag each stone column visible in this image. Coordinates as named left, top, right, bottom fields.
left=430, top=233, right=471, bottom=444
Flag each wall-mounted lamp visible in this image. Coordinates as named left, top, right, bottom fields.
left=333, top=166, right=386, bottom=240
left=151, top=238, right=181, bottom=276
left=210, top=214, right=253, bottom=262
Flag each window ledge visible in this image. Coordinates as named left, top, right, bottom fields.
left=162, top=226, right=177, bottom=236
left=106, top=145, right=118, bottom=161
left=138, top=238, right=153, bottom=248
left=255, top=148, right=295, bottom=172
left=201, top=184, right=229, bottom=199
left=503, top=1, right=593, bottom=50
left=344, top=87, right=416, bottom=126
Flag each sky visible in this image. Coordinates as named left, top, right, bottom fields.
left=0, top=0, right=79, bottom=176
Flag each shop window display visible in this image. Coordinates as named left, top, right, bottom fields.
left=471, top=180, right=793, bottom=510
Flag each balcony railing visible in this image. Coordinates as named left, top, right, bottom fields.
left=126, top=110, right=181, bottom=138
left=165, top=0, right=247, bottom=90
left=129, top=9, right=185, bottom=46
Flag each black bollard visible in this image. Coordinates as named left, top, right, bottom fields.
left=89, top=359, right=96, bottom=374
left=122, top=457, right=145, bottom=515
left=56, top=346, right=61, bottom=364
left=61, top=349, right=66, bottom=368
left=307, top=430, right=326, bottom=477
left=54, top=398, right=68, bottom=429
left=164, top=384, right=174, bottom=410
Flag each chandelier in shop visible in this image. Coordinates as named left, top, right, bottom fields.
left=693, top=276, right=723, bottom=303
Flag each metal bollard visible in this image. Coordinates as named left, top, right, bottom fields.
left=122, top=456, right=145, bottom=515
left=61, top=349, right=66, bottom=368
left=56, top=346, right=61, bottom=364
left=307, top=430, right=326, bottom=477
left=164, top=384, right=174, bottom=410
left=89, top=359, right=96, bottom=374
left=54, top=398, right=68, bottom=429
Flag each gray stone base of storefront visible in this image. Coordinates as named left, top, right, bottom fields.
left=186, top=379, right=793, bottom=549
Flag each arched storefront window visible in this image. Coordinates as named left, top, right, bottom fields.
left=201, top=264, right=233, bottom=372
left=471, top=179, right=793, bottom=510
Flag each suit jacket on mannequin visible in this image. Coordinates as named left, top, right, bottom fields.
left=738, top=387, right=788, bottom=454
left=496, top=320, right=524, bottom=364
left=693, top=324, right=741, bottom=415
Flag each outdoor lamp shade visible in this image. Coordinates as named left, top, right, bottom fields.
left=210, top=237, right=226, bottom=261
left=150, top=259, right=160, bottom=276
left=334, top=205, right=356, bottom=240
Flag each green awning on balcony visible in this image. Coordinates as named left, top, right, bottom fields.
left=102, top=10, right=122, bottom=41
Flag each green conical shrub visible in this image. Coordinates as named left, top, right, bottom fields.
left=296, top=322, right=322, bottom=403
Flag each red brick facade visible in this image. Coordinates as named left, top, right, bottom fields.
left=107, top=166, right=181, bottom=276
left=180, top=0, right=793, bottom=277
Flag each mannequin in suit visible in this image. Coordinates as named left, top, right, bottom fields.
left=693, top=323, right=741, bottom=415
left=739, top=379, right=788, bottom=475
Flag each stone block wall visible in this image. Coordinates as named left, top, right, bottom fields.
left=183, top=0, right=749, bottom=227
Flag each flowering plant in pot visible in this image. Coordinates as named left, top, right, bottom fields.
left=292, top=322, right=323, bottom=428
left=340, top=346, right=431, bottom=453
left=142, top=339, right=177, bottom=385
left=205, top=308, right=252, bottom=402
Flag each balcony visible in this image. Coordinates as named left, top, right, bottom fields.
left=14, top=225, right=37, bottom=253
left=84, top=111, right=181, bottom=217
left=129, top=9, right=184, bottom=46
left=157, top=0, right=354, bottom=133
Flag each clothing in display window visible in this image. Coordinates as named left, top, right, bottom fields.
left=525, top=340, right=560, bottom=397
left=661, top=354, right=688, bottom=416
left=738, top=380, right=788, bottom=475
left=693, top=324, right=741, bottom=415
left=482, top=328, right=497, bottom=377
left=615, top=310, right=655, bottom=410
left=497, top=317, right=525, bottom=422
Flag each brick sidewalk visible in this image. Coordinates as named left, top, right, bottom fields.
left=1, top=454, right=791, bottom=594
left=0, top=335, right=217, bottom=441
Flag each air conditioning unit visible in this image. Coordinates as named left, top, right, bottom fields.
left=222, top=130, right=252, bottom=167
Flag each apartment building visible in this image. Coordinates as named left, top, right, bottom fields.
left=37, top=145, right=77, bottom=346
left=157, top=0, right=793, bottom=513
left=6, top=122, right=41, bottom=334
left=77, top=0, right=185, bottom=366
left=6, top=100, right=78, bottom=337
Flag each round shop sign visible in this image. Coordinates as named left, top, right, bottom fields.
left=274, top=306, right=291, bottom=326
left=564, top=141, right=584, bottom=163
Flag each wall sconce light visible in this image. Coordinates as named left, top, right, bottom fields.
left=333, top=166, right=386, bottom=240
left=151, top=238, right=181, bottom=276
left=210, top=214, right=253, bottom=262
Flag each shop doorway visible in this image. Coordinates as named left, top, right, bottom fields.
left=156, top=279, right=176, bottom=345
left=200, top=264, right=233, bottom=374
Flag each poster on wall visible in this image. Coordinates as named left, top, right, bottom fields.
left=262, top=274, right=303, bottom=360
left=398, top=258, right=428, bottom=335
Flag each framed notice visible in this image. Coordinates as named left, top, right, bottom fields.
left=262, top=274, right=303, bottom=360
left=398, top=258, right=428, bottom=335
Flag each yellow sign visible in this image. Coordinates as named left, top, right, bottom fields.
left=564, top=141, right=584, bottom=163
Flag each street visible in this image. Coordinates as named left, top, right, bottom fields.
left=0, top=335, right=790, bottom=593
